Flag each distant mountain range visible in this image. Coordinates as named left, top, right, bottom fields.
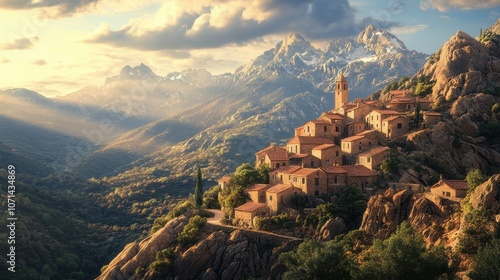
left=0, top=25, right=428, bottom=185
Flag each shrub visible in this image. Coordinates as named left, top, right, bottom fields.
left=458, top=208, right=493, bottom=254
left=469, top=238, right=500, bottom=280
left=466, top=168, right=487, bottom=193
left=177, top=215, right=207, bottom=246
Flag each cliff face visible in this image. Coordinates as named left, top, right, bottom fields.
left=415, top=28, right=500, bottom=102
left=97, top=217, right=299, bottom=280
left=360, top=188, right=460, bottom=246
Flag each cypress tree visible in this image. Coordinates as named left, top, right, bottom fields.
left=195, top=166, right=203, bottom=208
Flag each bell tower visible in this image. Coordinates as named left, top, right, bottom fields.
left=335, top=73, right=349, bottom=110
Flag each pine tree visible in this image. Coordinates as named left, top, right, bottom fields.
left=195, top=166, right=203, bottom=208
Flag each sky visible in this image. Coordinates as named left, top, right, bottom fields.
left=0, top=0, right=499, bottom=97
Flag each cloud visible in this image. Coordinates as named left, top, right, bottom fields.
left=0, top=0, right=101, bottom=17
left=0, top=58, right=10, bottom=63
left=420, top=0, right=500, bottom=11
left=33, top=59, right=47, bottom=65
left=87, top=0, right=399, bottom=51
left=0, top=36, right=39, bottom=50
left=390, top=24, right=429, bottom=35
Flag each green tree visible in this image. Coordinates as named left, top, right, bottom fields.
left=469, top=238, right=500, bottom=280
left=413, top=102, right=421, bottom=130
left=458, top=208, right=493, bottom=254
left=232, top=163, right=268, bottom=188
left=466, top=168, right=487, bottom=192
left=219, top=185, right=247, bottom=218
left=357, top=222, right=448, bottom=280
left=281, top=239, right=356, bottom=280
left=178, top=215, right=206, bottom=245
left=195, top=166, right=203, bottom=208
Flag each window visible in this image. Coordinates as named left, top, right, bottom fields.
left=335, top=126, right=339, bottom=132
left=315, top=178, right=320, bottom=186
left=293, top=177, right=297, bottom=182
left=336, top=151, right=339, bottom=156
left=302, top=178, right=305, bottom=184
left=377, top=115, right=379, bottom=120
left=446, top=192, right=451, bottom=197
left=269, top=196, right=273, bottom=201
left=283, top=162, right=287, bottom=166
left=397, top=123, right=402, bottom=129
left=343, top=84, right=346, bottom=90
left=337, top=84, right=340, bottom=90
left=359, top=146, right=362, bottom=151
left=334, top=177, right=338, bottom=184
left=275, top=163, right=280, bottom=168
left=371, top=116, right=373, bottom=121
left=367, top=157, right=371, bottom=162
left=288, top=175, right=291, bottom=180
left=311, top=161, right=315, bottom=167
left=326, top=159, right=330, bottom=165
left=324, top=126, right=327, bottom=132
left=280, top=175, right=283, bottom=181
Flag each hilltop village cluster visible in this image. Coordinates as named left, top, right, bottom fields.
left=218, top=74, right=464, bottom=227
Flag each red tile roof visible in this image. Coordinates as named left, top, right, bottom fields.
left=288, top=136, right=333, bottom=145
left=293, top=168, right=320, bottom=176
left=266, top=184, right=295, bottom=193
left=288, top=153, right=310, bottom=159
left=340, top=165, right=378, bottom=177
left=358, top=146, right=390, bottom=157
left=247, top=184, right=270, bottom=192
left=321, top=113, right=344, bottom=120
left=442, top=180, right=469, bottom=190
left=307, top=120, right=331, bottom=125
left=235, top=202, right=268, bottom=212
left=384, top=115, right=407, bottom=122
left=312, top=144, right=337, bottom=150
left=341, top=135, right=365, bottom=142
left=321, top=166, right=347, bottom=174
left=255, top=145, right=288, bottom=161
left=272, top=166, right=302, bottom=174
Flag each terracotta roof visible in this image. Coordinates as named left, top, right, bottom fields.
left=288, top=136, right=333, bottom=145
left=266, top=184, right=295, bottom=193
left=235, top=202, right=268, bottom=212
left=218, top=176, right=233, bottom=183
left=340, top=165, right=378, bottom=177
left=390, top=98, right=414, bottom=103
left=288, top=153, right=310, bottom=159
left=247, top=184, right=270, bottom=192
left=341, top=135, right=365, bottom=142
left=372, top=109, right=400, bottom=115
left=442, top=180, right=469, bottom=190
left=312, top=144, right=336, bottom=150
left=346, top=104, right=368, bottom=112
left=357, top=129, right=378, bottom=136
left=346, top=121, right=365, bottom=125
left=255, top=145, right=288, bottom=161
left=384, top=115, right=407, bottom=122
left=272, top=166, right=302, bottom=174
left=365, top=100, right=379, bottom=105
left=321, top=166, right=347, bottom=174
left=321, top=113, right=345, bottom=120
left=306, top=120, right=331, bottom=125
left=293, top=168, right=320, bottom=176
left=424, top=112, right=442, bottom=116
left=359, top=146, right=390, bottom=157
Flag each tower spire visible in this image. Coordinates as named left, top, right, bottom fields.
left=335, top=72, right=349, bottom=110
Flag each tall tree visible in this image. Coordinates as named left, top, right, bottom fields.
left=195, top=166, right=203, bottom=208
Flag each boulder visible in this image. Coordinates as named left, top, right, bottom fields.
left=318, top=217, right=348, bottom=241
left=468, top=174, right=500, bottom=212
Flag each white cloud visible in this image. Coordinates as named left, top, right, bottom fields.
left=389, top=24, right=429, bottom=35
left=421, top=0, right=500, bottom=11
left=0, top=36, right=39, bottom=50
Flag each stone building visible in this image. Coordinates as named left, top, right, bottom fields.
left=430, top=178, right=469, bottom=200
left=266, top=184, right=300, bottom=215
left=358, top=146, right=390, bottom=170
left=423, top=111, right=442, bottom=128
left=246, top=184, right=270, bottom=203
left=218, top=176, right=233, bottom=190
left=311, top=144, right=342, bottom=167
left=365, top=110, right=401, bottom=131
left=335, top=73, right=349, bottom=110
left=381, top=115, right=410, bottom=139
left=255, top=145, right=288, bottom=169
left=287, top=136, right=334, bottom=154
left=234, top=202, right=269, bottom=227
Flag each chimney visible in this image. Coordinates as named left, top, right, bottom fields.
left=439, top=174, right=443, bottom=181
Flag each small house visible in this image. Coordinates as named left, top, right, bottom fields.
left=266, top=184, right=300, bottom=215
left=287, top=136, right=333, bottom=154
left=423, top=112, right=442, bottom=128
left=246, top=184, right=270, bottom=203
left=234, top=202, right=269, bottom=227
left=381, top=115, right=410, bottom=139
left=255, top=145, right=289, bottom=169
left=218, top=176, right=233, bottom=190
left=312, top=144, right=342, bottom=167
left=430, top=179, right=469, bottom=200
left=358, top=146, right=390, bottom=170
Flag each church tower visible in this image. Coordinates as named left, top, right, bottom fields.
left=335, top=73, right=349, bottom=110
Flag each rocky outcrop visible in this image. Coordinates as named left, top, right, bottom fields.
left=360, top=189, right=460, bottom=245
left=318, top=217, right=348, bottom=241
left=175, top=229, right=299, bottom=280
left=98, top=216, right=188, bottom=280
left=407, top=120, right=500, bottom=176
left=468, top=174, right=500, bottom=212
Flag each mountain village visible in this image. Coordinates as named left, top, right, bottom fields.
left=218, top=74, right=469, bottom=227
